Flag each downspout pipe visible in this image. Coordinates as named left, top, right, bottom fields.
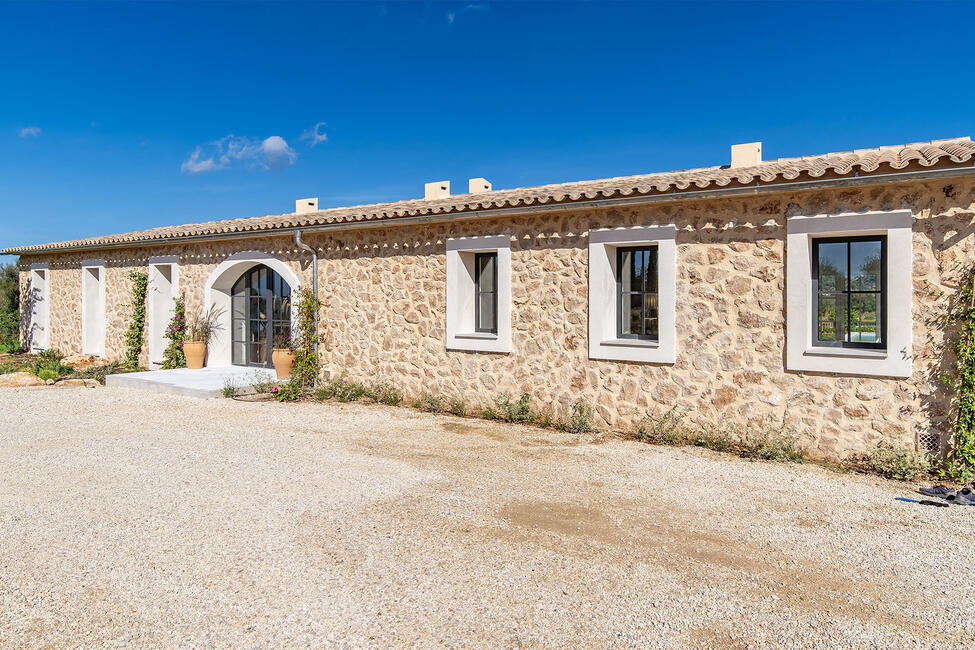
left=294, top=230, right=318, bottom=386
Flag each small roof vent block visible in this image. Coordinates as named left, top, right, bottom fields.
left=424, top=181, right=450, bottom=200
left=730, top=142, right=762, bottom=168
left=295, top=198, right=319, bottom=214
left=468, top=178, right=492, bottom=194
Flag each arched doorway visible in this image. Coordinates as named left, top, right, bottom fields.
left=231, top=264, right=292, bottom=367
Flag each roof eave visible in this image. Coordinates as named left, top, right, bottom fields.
left=5, top=163, right=975, bottom=257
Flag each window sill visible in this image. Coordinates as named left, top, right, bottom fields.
left=600, top=338, right=660, bottom=349
left=455, top=332, right=498, bottom=340
left=803, top=346, right=887, bottom=359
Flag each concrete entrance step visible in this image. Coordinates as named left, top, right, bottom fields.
left=106, top=366, right=277, bottom=399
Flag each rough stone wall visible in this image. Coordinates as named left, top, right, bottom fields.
left=17, top=178, right=975, bottom=459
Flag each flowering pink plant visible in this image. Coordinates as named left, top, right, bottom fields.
left=271, top=385, right=279, bottom=393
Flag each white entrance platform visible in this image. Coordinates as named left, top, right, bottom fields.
left=106, top=366, right=277, bottom=399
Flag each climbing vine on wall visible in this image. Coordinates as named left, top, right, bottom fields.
left=124, top=271, right=149, bottom=368
left=161, top=293, right=187, bottom=369
left=291, top=287, right=320, bottom=388
left=941, top=264, right=975, bottom=482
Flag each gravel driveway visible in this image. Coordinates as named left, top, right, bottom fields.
left=1, top=386, right=973, bottom=648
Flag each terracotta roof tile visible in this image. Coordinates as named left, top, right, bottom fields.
left=5, top=137, right=974, bottom=254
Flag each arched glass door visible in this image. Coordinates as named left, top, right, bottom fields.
left=231, top=265, right=292, bottom=367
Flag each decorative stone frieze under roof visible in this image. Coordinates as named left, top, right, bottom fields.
left=5, top=137, right=974, bottom=255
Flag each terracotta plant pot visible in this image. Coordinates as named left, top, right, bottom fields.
left=272, top=348, right=295, bottom=379
left=184, top=341, right=207, bottom=369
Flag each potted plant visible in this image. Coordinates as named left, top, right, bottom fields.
left=271, top=330, right=295, bottom=379
left=184, top=305, right=223, bottom=369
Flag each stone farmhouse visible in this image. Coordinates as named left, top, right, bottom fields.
left=6, top=137, right=975, bottom=459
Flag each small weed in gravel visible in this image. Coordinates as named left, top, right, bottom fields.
left=738, top=417, right=806, bottom=463
left=630, top=406, right=694, bottom=445
left=250, top=372, right=277, bottom=394
left=222, top=377, right=238, bottom=398
left=447, top=397, right=466, bottom=417
left=555, top=398, right=595, bottom=433
left=71, top=361, right=138, bottom=385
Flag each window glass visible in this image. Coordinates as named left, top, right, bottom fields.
left=814, top=237, right=885, bottom=348
left=474, top=252, right=498, bottom=333
left=617, top=246, right=659, bottom=340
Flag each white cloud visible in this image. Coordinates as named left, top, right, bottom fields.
left=181, top=134, right=298, bottom=174
left=18, top=126, right=41, bottom=138
left=447, top=3, right=488, bottom=24
left=300, top=121, right=328, bottom=147
left=260, top=135, right=298, bottom=169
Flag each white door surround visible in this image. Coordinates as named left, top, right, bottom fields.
left=147, top=257, right=179, bottom=368
left=28, top=263, right=50, bottom=352
left=203, top=251, right=301, bottom=368
left=81, top=260, right=106, bottom=357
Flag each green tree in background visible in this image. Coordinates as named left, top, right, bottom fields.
left=0, top=264, right=20, bottom=350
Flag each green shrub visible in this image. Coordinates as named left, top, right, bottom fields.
left=867, top=442, right=931, bottom=481
left=313, top=376, right=401, bottom=405
left=272, top=381, right=301, bottom=402
left=0, top=263, right=19, bottom=349
left=37, top=369, right=58, bottom=381
left=291, top=288, right=320, bottom=388
left=630, top=408, right=805, bottom=464
left=31, top=349, right=73, bottom=378
left=413, top=392, right=446, bottom=413
left=316, top=375, right=366, bottom=402
left=366, top=382, right=401, bottom=405
left=630, top=406, right=693, bottom=445
left=483, top=393, right=534, bottom=423
left=555, top=398, right=595, bottom=433
left=161, top=295, right=187, bottom=369
left=738, top=417, right=806, bottom=463
left=124, top=271, right=148, bottom=369
left=0, top=360, right=28, bottom=375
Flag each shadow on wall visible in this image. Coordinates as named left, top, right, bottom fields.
left=19, top=278, right=37, bottom=351
left=919, top=231, right=975, bottom=461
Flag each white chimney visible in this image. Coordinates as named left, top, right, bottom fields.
left=295, top=197, right=318, bottom=214
left=730, top=142, right=762, bottom=168
left=468, top=178, right=492, bottom=194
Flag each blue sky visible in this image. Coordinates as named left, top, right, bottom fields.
left=2, top=1, right=974, bottom=265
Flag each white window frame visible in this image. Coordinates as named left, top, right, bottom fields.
left=147, top=256, right=179, bottom=368
left=28, top=263, right=50, bottom=352
left=589, top=225, right=677, bottom=363
left=446, top=234, right=511, bottom=353
left=786, top=209, right=912, bottom=378
left=81, top=259, right=106, bottom=357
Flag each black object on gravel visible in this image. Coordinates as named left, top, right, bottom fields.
left=919, top=485, right=957, bottom=498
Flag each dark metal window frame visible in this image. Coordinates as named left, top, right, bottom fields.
left=616, top=245, right=659, bottom=341
left=231, top=265, right=292, bottom=367
left=811, top=235, right=887, bottom=350
left=474, top=251, right=498, bottom=334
